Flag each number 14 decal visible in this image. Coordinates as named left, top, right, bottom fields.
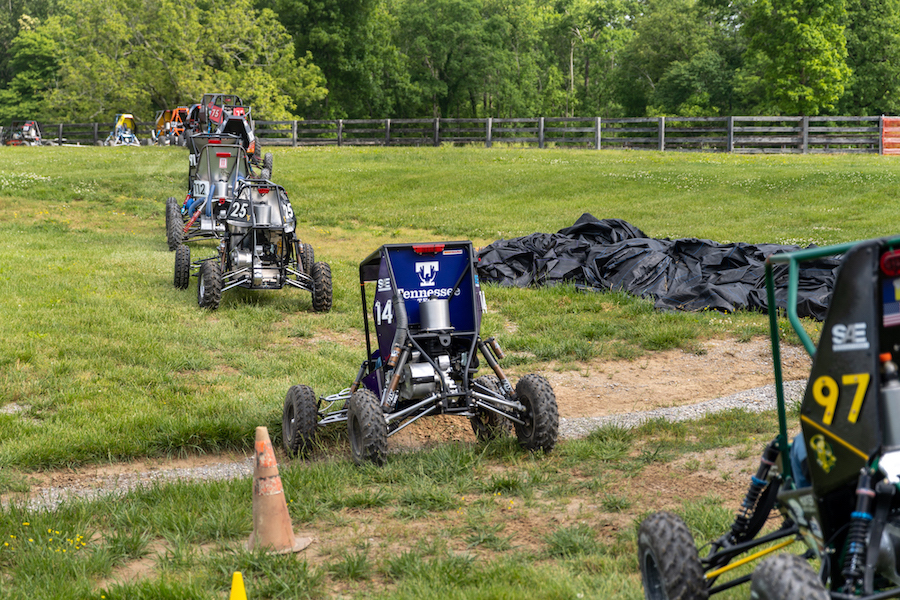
left=812, top=373, right=870, bottom=425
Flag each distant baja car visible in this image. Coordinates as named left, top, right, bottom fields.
left=151, top=107, right=189, bottom=146
left=186, top=94, right=262, bottom=164
left=103, top=114, right=141, bottom=146
left=197, top=93, right=252, bottom=130
left=173, top=179, right=330, bottom=312
left=3, top=120, right=45, bottom=146
left=282, top=241, right=559, bottom=465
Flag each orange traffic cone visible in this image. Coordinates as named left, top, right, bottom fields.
left=248, top=426, right=313, bottom=554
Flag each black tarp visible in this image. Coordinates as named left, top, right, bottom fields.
left=476, top=213, right=841, bottom=320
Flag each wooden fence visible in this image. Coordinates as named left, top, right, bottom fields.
left=16, top=115, right=900, bottom=154
left=256, top=115, right=889, bottom=154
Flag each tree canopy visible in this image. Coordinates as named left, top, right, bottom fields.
left=0, top=0, right=897, bottom=122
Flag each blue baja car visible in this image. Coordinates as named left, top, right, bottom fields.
left=282, top=241, right=559, bottom=465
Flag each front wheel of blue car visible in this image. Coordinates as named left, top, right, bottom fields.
left=348, top=388, right=387, bottom=466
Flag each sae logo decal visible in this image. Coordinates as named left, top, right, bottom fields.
left=831, top=322, right=870, bottom=352
left=416, top=261, right=439, bottom=287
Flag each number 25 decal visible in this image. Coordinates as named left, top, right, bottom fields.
left=812, top=373, right=870, bottom=425
left=229, top=200, right=249, bottom=219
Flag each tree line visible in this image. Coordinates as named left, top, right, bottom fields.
left=2, top=0, right=900, bottom=124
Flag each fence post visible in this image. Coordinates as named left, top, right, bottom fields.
left=93, top=123, right=98, bottom=145
left=881, top=115, right=885, bottom=155
left=538, top=117, right=545, bottom=149
left=657, top=117, right=665, bottom=151
left=57, top=123, right=63, bottom=145
left=594, top=117, right=601, bottom=150
left=727, top=116, right=734, bottom=152
left=337, top=119, right=343, bottom=147
left=433, top=118, right=440, bottom=146
left=292, top=120, right=297, bottom=147
left=486, top=117, right=492, bottom=148
left=801, top=116, right=809, bottom=154
left=385, top=119, right=391, bottom=146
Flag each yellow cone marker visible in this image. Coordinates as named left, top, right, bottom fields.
left=229, top=571, right=247, bottom=600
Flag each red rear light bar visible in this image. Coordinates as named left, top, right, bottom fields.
left=413, top=243, right=445, bottom=254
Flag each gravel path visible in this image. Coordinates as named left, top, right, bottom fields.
left=558, top=379, right=807, bottom=438
left=7, top=380, right=807, bottom=512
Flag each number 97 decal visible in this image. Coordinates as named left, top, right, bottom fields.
left=812, top=373, right=871, bottom=425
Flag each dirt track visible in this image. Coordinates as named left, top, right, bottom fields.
left=3, top=337, right=811, bottom=510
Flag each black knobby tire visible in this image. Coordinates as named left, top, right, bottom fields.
left=166, top=197, right=183, bottom=250
left=638, top=511, right=708, bottom=600
left=174, top=244, right=191, bottom=289
left=470, top=375, right=513, bottom=442
left=311, top=261, right=333, bottom=312
left=347, top=388, right=387, bottom=465
left=513, top=373, right=559, bottom=452
left=197, top=259, right=223, bottom=309
left=282, top=385, right=319, bottom=456
left=301, top=243, right=315, bottom=275
left=259, top=168, right=271, bottom=181
left=263, top=152, right=273, bottom=178
left=165, top=195, right=172, bottom=230
left=750, top=553, right=828, bottom=600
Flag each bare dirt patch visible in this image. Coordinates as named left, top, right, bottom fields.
left=388, top=336, right=810, bottom=447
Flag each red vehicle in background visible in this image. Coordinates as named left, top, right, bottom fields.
left=186, top=93, right=261, bottom=164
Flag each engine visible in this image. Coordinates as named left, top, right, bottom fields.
left=228, top=225, right=281, bottom=288
left=398, top=352, right=457, bottom=401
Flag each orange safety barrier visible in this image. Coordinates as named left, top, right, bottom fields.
left=883, top=117, right=900, bottom=155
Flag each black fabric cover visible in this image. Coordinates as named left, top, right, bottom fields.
left=476, top=213, right=841, bottom=320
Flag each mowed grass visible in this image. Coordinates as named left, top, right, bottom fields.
left=0, top=144, right=896, bottom=597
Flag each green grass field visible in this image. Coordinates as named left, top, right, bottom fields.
left=1, top=145, right=898, bottom=598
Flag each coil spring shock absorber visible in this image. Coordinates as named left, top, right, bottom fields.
left=842, top=469, right=875, bottom=592
left=727, top=439, right=780, bottom=544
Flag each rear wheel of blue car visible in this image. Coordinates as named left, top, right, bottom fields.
left=283, top=385, right=318, bottom=456
left=348, top=388, right=387, bottom=466
left=311, top=261, right=332, bottom=312
left=638, top=511, right=708, bottom=600
left=513, top=374, right=558, bottom=453
left=174, top=244, right=190, bottom=289
left=197, top=260, right=222, bottom=309
left=750, top=553, right=827, bottom=600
